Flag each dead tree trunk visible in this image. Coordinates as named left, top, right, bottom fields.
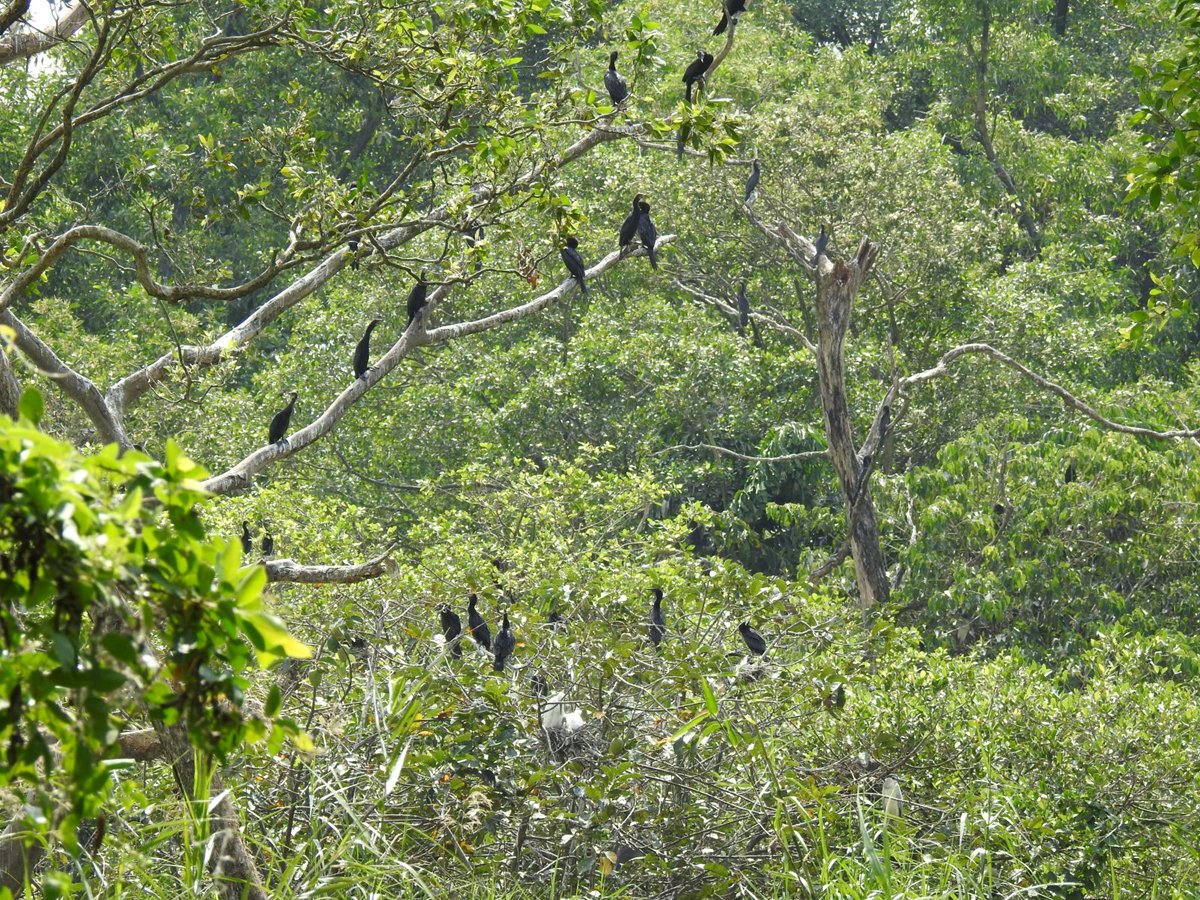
left=813, top=238, right=890, bottom=609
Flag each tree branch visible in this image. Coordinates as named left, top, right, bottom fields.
left=656, top=442, right=827, bottom=463
left=265, top=545, right=399, bottom=584
left=0, top=0, right=89, bottom=68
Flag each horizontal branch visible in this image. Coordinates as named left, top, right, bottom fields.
left=900, top=343, right=1200, bottom=440
left=656, top=442, right=827, bottom=463
left=264, top=545, right=398, bottom=584
left=199, top=235, right=674, bottom=496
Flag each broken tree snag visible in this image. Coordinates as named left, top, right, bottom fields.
left=813, top=237, right=890, bottom=610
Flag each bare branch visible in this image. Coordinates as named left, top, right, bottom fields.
left=900, top=343, right=1200, bottom=439
left=0, top=0, right=89, bottom=67
left=656, top=442, right=827, bottom=463
left=265, top=545, right=399, bottom=584
left=674, top=276, right=817, bottom=355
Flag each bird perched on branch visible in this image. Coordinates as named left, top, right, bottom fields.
left=744, top=158, right=761, bottom=204
left=353, top=318, right=381, bottom=379
left=648, top=588, right=666, bottom=650
left=619, top=193, right=642, bottom=255
left=405, top=271, right=429, bottom=327
left=814, top=225, right=829, bottom=261
left=348, top=236, right=360, bottom=270
left=467, top=593, right=492, bottom=651
left=240, top=521, right=253, bottom=555
left=604, top=50, right=628, bottom=105
left=560, top=236, right=588, bottom=294
left=268, top=391, right=299, bottom=444
left=737, top=281, right=750, bottom=335
left=879, top=405, right=891, bottom=442
left=881, top=775, right=904, bottom=819
left=260, top=525, right=274, bottom=558
left=1064, top=459, right=1076, bottom=484
left=493, top=612, right=515, bottom=672
left=637, top=199, right=659, bottom=269
left=437, top=604, right=463, bottom=658
left=739, top=622, right=767, bottom=655
left=714, top=0, right=748, bottom=34
left=683, top=50, right=714, bottom=103
left=530, top=671, right=549, bottom=699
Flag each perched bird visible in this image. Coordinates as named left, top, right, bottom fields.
left=493, top=612, right=515, bottom=672
left=560, top=236, right=588, bottom=294
left=881, top=775, right=904, bottom=819
left=547, top=609, right=564, bottom=628
left=405, top=271, right=429, bottom=327
left=648, top=587, right=666, bottom=649
left=677, top=119, right=691, bottom=160
left=744, top=158, right=761, bottom=204
left=814, top=224, right=829, bottom=260
left=637, top=199, right=659, bottom=269
left=738, top=622, right=767, bottom=655
left=683, top=50, right=714, bottom=103
left=467, top=593, right=492, bottom=651
left=268, top=391, right=299, bottom=444
left=531, top=672, right=549, bottom=699
left=879, top=405, right=891, bottom=442
left=713, top=0, right=748, bottom=35
left=348, top=236, right=360, bottom=270
left=260, top=526, right=274, bottom=558
left=993, top=502, right=1007, bottom=516
left=353, top=318, right=381, bottom=379
left=619, top=193, right=643, bottom=254
left=1064, top=459, right=1076, bottom=484
left=437, top=603, right=463, bottom=658
left=240, top=521, right=253, bottom=555
left=737, top=281, right=750, bottom=335
left=604, top=50, right=628, bottom=105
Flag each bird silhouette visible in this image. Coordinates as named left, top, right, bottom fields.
left=353, top=319, right=381, bottom=379
left=260, top=526, right=274, bottom=558
left=648, top=587, right=666, bottom=650
left=240, top=521, right=253, bottom=555
left=737, top=281, right=750, bottom=335
left=619, top=193, right=642, bottom=254
left=468, top=593, right=492, bottom=651
left=1064, top=459, right=1076, bottom=483
left=493, top=612, right=515, bottom=671
left=738, top=622, right=767, bottom=655
left=437, top=604, right=463, bottom=658
left=406, top=271, right=429, bottom=327
left=814, top=225, right=829, bottom=260
left=604, top=50, right=628, bottom=105
left=268, top=391, right=299, bottom=444
left=560, top=236, right=588, bottom=294
left=714, top=0, right=748, bottom=35
left=683, top=50, right=714, bottom=103
left=744, top=158, right=761, bottom=204
left=637, top=200, right=659, bottom=269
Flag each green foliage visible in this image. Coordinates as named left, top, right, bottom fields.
left=0, top=392, right=309, bottom=848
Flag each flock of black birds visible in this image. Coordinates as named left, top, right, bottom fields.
left=240, top=520, right=274, bottom=558
left=259, top=0, right=761, bottom=458
left=433, top=585, right=770, bottom=678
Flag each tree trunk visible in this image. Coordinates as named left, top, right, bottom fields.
left=1051, top=0, right=1069, bottom=36
left=813, top=238, right=890, bottom=610
left=0, top=348, right=19, bottom=418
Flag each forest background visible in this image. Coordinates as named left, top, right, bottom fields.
left=2, top=0, right=1200, bottom=896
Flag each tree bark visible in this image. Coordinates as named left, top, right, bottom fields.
left=0, top=347, right=19, bottom=418
left=812, top=238, right=890, bottom=610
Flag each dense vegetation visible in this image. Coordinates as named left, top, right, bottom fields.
left=2, top=0, right=1199, bottom=897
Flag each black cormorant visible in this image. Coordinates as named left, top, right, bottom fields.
left=683, top=51, right=714, bottom=103
left=406, top=271, right=429, bottom=327
left=744, top=158, right=761, bottom=204
left=561, top=236, right=588, bottom=294
left=648, top=587, right=666, bottom=649
left=493, top=612, right=515, bottom=672
left=437, top=604, right=463, bottom=658
left=637, top=200, right=659, bottom=269
left=547, top=610, right=564, bottom=628
left=240, top=521, right=253, bottom=555
left=268, top=391, right=299, bottom=444
left=604, top=51, right=628, bottom=105
left=468, top=593, right=492, bottom=651
left=619, top=193, right=642, bottom=254
left=814, top=225, right=829, bottom=261
left=1064, top=460, right=1076, bottom=484
left=879, top=405, right=891, bottom=441
left=737, top=281, right=750, bottom=335
left=348, top=236, right=360, bottom=270
left=531, top=672, right=549, bottom=699
left=713, top=0, right=748, bottom=35
left=353, top=318, right=381, bottom=379
left=261, top=526, right=274, bottom=558
left=739, top=622, right=767, bottom=655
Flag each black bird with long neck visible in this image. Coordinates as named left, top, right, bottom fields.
left=437, top=604, right=463, bottom=658
left=493, top=612, right=515, bottom=672
left=268, top=391, right=299, bottom=444
left=648, top=588, right=666, bottom=650
left=737, top=281, right=750, bottom=335
left=744, top=158, right=761, bottom=204
left=560, top=236, right=588, bottom=294
left=353, top=318, right=381, bottom=379
left=714, top=0, right=748, bottom=35
left=467, top=593, right=492, bottom=651
left=406, top=271, right=429, bottom=327
left=619, top=193, right=642, bottom=255
left=637, top=199, right=659, bottom=269
left=240, top=521, right=253, bottom=555
left=604, top=50, right=628, bottom=105
left=260, top=526, right=274, bottom=558
left=739, top=622, right=767, bottom=656
left=683, top=50, right=714, bottom=103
